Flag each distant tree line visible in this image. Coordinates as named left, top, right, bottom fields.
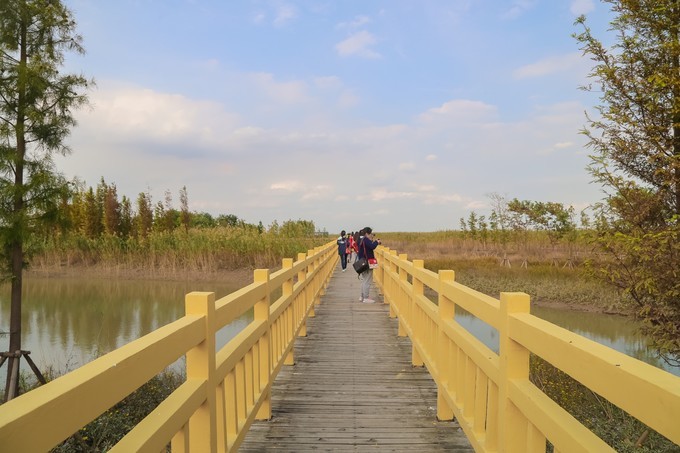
left=49, top=177, right=316, bottom=241
left=457, top=193, right=583, bottom=266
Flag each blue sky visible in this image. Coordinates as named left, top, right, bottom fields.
left=58, top=0, right=613, bottom=233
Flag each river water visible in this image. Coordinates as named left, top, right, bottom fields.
left=0, top=276, right=677, bottom=387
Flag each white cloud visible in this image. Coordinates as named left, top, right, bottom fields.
left=570, top=0, right=595, bottom=15
left=75, top=82, right=242, bottom=152
left=335, top=31, right=381, bottom=59
left=336, top=15, right=371, bottom=30
left=418, top=99, right=498, bottom=125
left=513, top=52, right=585, bottom=79
left=313, top=76, right=342, bottom=90
left=357, top=188, right=416, bottom=202
left=338, top=90, right=360, bottom=108
left=399, top=162, right=416, bottom=171
left=502, top=0, right=538, bottom=20
left=251, top=72, right=310, bottom=104
left=273, top=4, right=297, bottom=26
left=301, top=185, right=333, bottom=201
left=414, top=184, right=436, bottom=192
left=425, top=154, right=437, bottom=161
left=270, top=181, right=305, bottom=192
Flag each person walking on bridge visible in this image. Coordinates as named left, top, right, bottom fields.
left=347, top=231, right=358, bottom=263
left=357, top=226, right=381, bottom=303
left=337, top=230, right=349, bottom=271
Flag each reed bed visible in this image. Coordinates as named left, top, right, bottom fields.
left=378, top=231, right=624, bottom=313
left=28, top=227, right=330, bottom=279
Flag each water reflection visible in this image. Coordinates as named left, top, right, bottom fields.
left=0, top=277, right=246, bottom=383
left=454, top=306, right=679, bottom=376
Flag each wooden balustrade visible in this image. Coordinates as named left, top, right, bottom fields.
left=374, top=246, right=680, bottom=452
left=0, top=242, right=337, bottom=452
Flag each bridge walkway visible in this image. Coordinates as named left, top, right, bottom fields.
left=239, top=262, right=473, bottom=452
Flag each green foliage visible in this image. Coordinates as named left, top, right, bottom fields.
left=576, top=1, right=680, bottom=361
left=0, top=0, right=91, bottom=397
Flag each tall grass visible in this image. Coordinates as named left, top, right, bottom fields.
left=28, top=227, right=329, bottom=277
left=377, top=231, right=625, bottom=312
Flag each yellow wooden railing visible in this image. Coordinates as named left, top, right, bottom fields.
left=374, top=247, right=680, bottom=452
left=0, top=241, right=337, bottom=452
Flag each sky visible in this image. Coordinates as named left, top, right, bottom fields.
left=57, top=0, right=615, bottom=233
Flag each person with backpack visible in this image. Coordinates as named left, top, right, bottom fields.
left=357, top=226, right=381, bottom=303
left=337, top=230, right=349, bottom=271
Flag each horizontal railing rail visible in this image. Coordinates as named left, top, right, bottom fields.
left=374, top=246, right=680, bottom=452
left=0, top=241, right=337, bottom=452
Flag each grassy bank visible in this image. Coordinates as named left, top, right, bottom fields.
left=378, top=231, right=627, bottom=314
left=28, top=227, right=330, bottom=280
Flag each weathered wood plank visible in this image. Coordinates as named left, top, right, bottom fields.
left=239, top=264, right=473, bottom=452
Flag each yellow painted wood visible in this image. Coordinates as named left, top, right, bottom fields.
left=510, top=312, right=680, bottom=445
left=185, top=291, right=217, bottom=453
left=110, top=380, right=205, bottom=453
left=441, top=319, right=499, bottom=383
left=214, top=282, right=267, bottom=328
left=0, top=315, right=203, bottom=452
left=509, top=380, right=614, bottom=452
left=437, top=269, right=455, bottom=421
left=498, top=292, right=530, bottom=453
left=3, top=240, right=680, bottom=452
left=443, top=280, right=501, bottom=328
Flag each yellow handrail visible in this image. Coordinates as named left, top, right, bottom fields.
left=2, top=241, right=678, bottom=452
left=374, top=247, right=680, bottom=452
left=0, top=241, right=337, bottom=452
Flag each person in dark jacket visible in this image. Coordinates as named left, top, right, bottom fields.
left=337, top=230, right=348, bottom=271
left=357, top=226, right=381, bottom=303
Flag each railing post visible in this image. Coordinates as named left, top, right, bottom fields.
left=282, top=258, right=295, bottom=366
left=411, top=259, right=424, bottom=367
left=185, top=291, right=217, bottom=453
left=498, top=292, right=530, bottom=452
left=307, top=249, right=317, bottom=317
left=297, top=252, right=309, bottom=335
left=437, top=270, right=455, bottom=421
left=376, top=246, right=384, bottom=297
left=254, top=269, right=272, bottom=420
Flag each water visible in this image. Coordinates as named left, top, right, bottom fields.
left=1, top=276, right=677, bottom=386
left=0, top=277, right=249, bottom=385
left=454, top=306, right=680, bottom=376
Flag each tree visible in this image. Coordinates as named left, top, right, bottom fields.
left=102, top=181, right=121, bottom=236
left=82, top=186, right=101, bottom=238
left=0, top=0, right=90, bottom=399
left=575, top=0, right=680, bottom=363
left=179, top=185, right=190, bottom=233
left=135, top=191, right=153, bottom=240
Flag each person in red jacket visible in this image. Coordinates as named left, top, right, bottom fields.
left=347, top=232, right=358, bottom=263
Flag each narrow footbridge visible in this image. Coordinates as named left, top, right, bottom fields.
left=0, top=241, right=679, bottom=452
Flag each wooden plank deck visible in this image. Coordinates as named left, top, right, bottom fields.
left=239, top=262, right=473, bottom=452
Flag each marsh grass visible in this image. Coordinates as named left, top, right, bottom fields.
left=378, top=231, right=626, bottom=313
left=29, top=227, right=329, bottom=279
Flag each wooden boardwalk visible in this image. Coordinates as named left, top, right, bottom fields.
left=240, top=262, right=473, bottom=452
